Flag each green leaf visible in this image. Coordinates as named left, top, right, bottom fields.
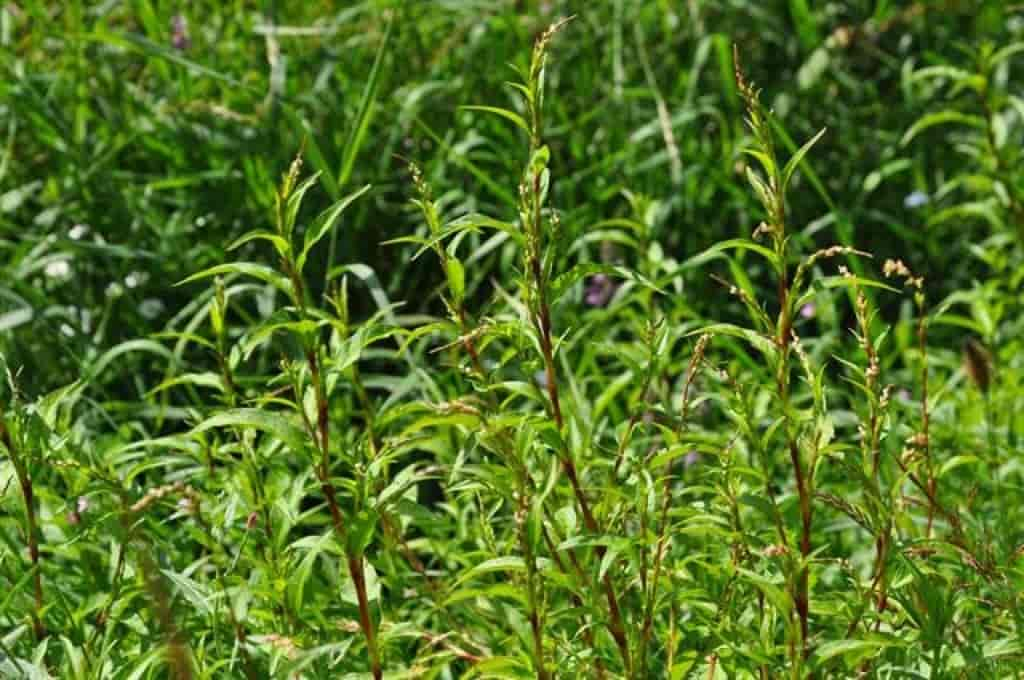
left=908, top=65, right=985, bottom=91
left=690, top=323, right=777, bottom=360
left=338, top=20, right=391, bottom=189
left=162, top=568, right=215, bottom=616
left=460, top=105, right=530, bottom=135
left=446, top=257, right=466, bottom=304
left=227, top=230, right=291, bottom=258
left=284, top=171, right=324, bottom=237
left=191, top=408, right=310, bottom=453
left=0, top=307, right=33, bottom=333
left=812, top=637, right=904, bottom=667
left=696, top=238, right=782, bottom=270
left=549, top=262, right=662, bottom=303
left=177, top=262, right=293, bottom=298
left=990, top=42, right=1024, bottom=68
left=88, top=339, right=176, bottom=383
left=901, top=111, right=986, bottom=146
left=346, top=509, right=377, bottom=557
left=789, top=0, right=820, bottom=51
left=782, top=127, right=826, bottom=192
left=928, top=200, right=1004, bottom=231
left=450, top=556, right=526, bottom=593
left=341, top=559, right=380, bottom=605
left=738, top=568, right=792, bottom=617
left=296, top=184, right=372, bottom=273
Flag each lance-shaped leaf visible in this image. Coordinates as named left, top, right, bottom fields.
left=177, top=262, right=294, bottom=298
left=296, top=184, right=372, bottom=273
left=192, top=408, right=310, bottom=454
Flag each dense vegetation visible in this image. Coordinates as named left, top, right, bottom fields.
left=2, top=1, right=1023, bottom=677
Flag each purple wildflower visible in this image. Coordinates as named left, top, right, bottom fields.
left=684, top=450, right=701, bottom=468
left=171, top=15, right=190, bottom=51
left=800, top=302, right=816, bottom=319
left=584, top=274, right=618, bottom=307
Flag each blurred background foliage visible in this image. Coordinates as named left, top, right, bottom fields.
left=1, top=0, right=1019, bottom=396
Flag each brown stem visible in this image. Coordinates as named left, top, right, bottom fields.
left=348, top=555, right=383, bottom=680
left=20, top=472, right=45, bottom=641
left=788, top=439, right=812, bottom=655
left=1, top=416, right=45, bottom=641
left=304, top=348, right=381, bottom=679
left=457, top=307, right=485, bottom=374
left=778, top=274, right=812, bottom=665
left=529, top=254, right=631, bottom=671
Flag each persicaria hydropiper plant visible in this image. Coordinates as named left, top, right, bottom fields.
left=2, top=17, right=1022, bottom=680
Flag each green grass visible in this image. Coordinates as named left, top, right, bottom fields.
left=2, top=1, right=1024, bottom=678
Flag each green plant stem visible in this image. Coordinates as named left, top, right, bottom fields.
left=191, top=511, right=260, bottom=680
left=458, top=305, right=603, bottom=676
left=518, top=478, right=549, bottom=680
left=918, top=308, right=936, bottom=539
left=638, top=338, right=705, bottom=676
left=777, top=267, right=812, bottom=665
left=122, top=511, right=194, bottom=680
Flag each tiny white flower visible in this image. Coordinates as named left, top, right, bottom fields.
left=140, top=298, right=165, bottom=319
left=69, top=224, right=89, bottom=240
left=106, top=282, right=124, bottom=298
left=45, top=259, right=71, bottom=279
left=124, top=271, right=147, bottom=289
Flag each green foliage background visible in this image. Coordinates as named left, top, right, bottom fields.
left=1, top=1, right=1023, bottom=678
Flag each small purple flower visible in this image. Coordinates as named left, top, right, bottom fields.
left=684, top=450, right=701, bottom=468
left=903, top=191, right=929, bottom=209
left=800, top=302, right=816, bottom=319
left=898, top=388, right=912, bottom=402
left=584, top=274, right=618, bottom=307
left=171, top=15, right=190, bottom=51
